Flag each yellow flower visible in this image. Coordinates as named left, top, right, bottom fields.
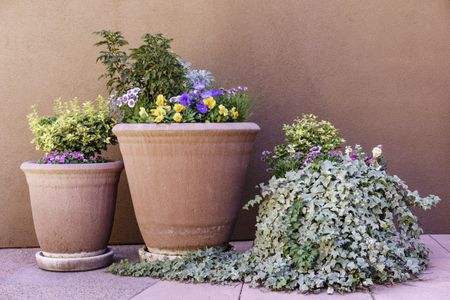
left=151, top=106, right=167, bottom=117
left=154, top=115, right=164, bottom=123
left=156, top=94, right=166, bottom=107
left=218, top=105, right=228, bottom=117
left=174, top=103, right=185, bottom=113
left=231, top=107, right=239, bottom=120
left=139, top=107, right=148, bottom=118
left=203, top=96, right=216, bottom=109
left=173, top=112, right=182, bottom=123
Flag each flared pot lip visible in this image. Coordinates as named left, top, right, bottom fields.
left=20, top=160, right=124, bottom=172
left=113, top=122, right=260, bottom=134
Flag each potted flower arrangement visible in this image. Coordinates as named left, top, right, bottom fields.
left=20, top=96, right=123, bottom=271
left=95, top=31, right=259, bottom=257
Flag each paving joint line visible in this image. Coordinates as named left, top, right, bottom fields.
left=237, top=282, right=244, bottom=300
left=429, top=235, right=450, bottom=253
left=128, top=280, right=160, bottom=300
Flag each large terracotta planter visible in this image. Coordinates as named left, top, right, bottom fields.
left=113, top=123, right=260, bottom=255
left=20, top=161, right=123, bottom=271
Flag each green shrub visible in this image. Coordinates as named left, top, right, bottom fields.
left=95, top=30, right=188, bottom=121
left=262, top=114, right=345, bottom=178
left=27, top=96, right=116, bottom=157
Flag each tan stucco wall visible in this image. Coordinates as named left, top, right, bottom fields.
left=1, top=0, right=449, bottom=247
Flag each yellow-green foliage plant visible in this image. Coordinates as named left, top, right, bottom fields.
left=27, top=96, right=117, bottom=163
left=261, top=114, right=345, bottom=178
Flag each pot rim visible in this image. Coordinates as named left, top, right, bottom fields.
left=20, top=160, right=124, bottom=172
left=113, top=122, right=260, bottom=134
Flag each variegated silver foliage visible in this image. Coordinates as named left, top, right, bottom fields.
left=111, top=154, right=440, bottom=294
left=242, top=155, right=440, bottom=293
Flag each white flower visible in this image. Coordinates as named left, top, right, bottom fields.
left=345, top=146, right=352, bottom=155
left=372, top=145, right=383, bottom=158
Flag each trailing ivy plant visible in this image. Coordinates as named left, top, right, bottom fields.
left=110, top=119, right=440, bottom=294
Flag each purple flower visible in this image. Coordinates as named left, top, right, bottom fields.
left=179, top=93, right=192, bottom=106
left=41, top=150, right=101, bottom=164
left=196, top=103, right=208, bottom=114
left=194, top=82, right=206, bottom=90
left=200, top=89, right=213, bottom=99
left=224, top=86, right=248, bottom=95
left=302, top=146, right=322, bottom=166
left=260, top=150, right=271, bottom=161
left=71, top=152, right=84, bottom=159
left=328, top=150, right=342, bottom=157
left=129, top=87, right=141, bottom=94
left=310, top=146, right=322, bottom=153
left=201, top=89, right=223, bottom=99
left=211, top=89, right=224, bottom=98
left=349, top=152, right=358, bottom=161
left=128, top=99, right=136, bottom=108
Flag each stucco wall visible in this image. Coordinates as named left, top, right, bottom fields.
left=1, top=0, right=449, bottom=247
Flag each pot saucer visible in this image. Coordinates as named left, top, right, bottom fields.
left=35, top=247, right=114, bottom=271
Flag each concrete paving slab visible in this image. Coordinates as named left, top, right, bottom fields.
left=420, top=235, right=450, bottom=258
left=431, top=234, right=450, bottom=252
left=1, top=237, right=449, bottom=300
left=372, top=281, right=450, bottom=300
left=231, top=241, right=253, bottom=252
left=0, top=245, right=157, bottom=300
left=0, top=248, right=36, bottom=280
left=132, top=281, right=243, bottom=300
left=239, top=284, right=373, bottom=300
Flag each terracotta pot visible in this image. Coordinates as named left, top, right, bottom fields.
left=20, top=161, right=123, bottom=271
left=113, top=123, right=260, bottom=254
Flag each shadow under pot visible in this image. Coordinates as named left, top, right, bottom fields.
left=20, top=161, right=123, bottom=271
left=113, top=122, right=260, bottom=260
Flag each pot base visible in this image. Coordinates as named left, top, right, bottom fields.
left=139, top=247, right=179, bottom=262
left=35, top=247, right=114, bottom=271
left=138, top=244, right=232, bottom=262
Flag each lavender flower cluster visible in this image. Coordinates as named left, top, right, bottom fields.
left=223, top=86, right=248, bottom=95
left=115, top=88, right=141, bottom=108
left=302, top=146, right=322, bottom=166
left=39, top=151, right=105, bottom=164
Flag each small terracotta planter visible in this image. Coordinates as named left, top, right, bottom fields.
left=113, top=123, right=259, bottom=256
left=20, top=161, right=123, bottom=271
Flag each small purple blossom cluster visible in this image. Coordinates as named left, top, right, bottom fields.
left=39, top=151, right=104, bottom=164
left=299, top=145, right=384, bottom=167
left=116, top=88, right=141, bottom=108
left=224, top=86, right=248, bottom=95
left=303, top=146, right=322, bottom=166
left=260, top=150, right=271, bottom=161
left=328, top=149, right=343, bottom=157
